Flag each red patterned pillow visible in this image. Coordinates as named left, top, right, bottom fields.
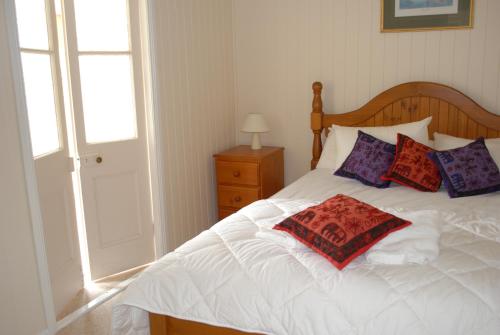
left=273, top=194, right=411, bottom=270
left=381, top=134, right=441, bottom=192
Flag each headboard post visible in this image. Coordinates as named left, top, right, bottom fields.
left=311, top=82, right=324, bottom=169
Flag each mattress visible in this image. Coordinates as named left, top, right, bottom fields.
left=112, top=168, right=500, bottom=335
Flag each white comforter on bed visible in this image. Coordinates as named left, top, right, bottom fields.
left=112, top=169, right=500, bottom=335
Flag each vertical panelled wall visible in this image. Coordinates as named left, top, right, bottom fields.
left=233, top=0, right=500, bottom=184
left=152, top=0, right=236, bottom=249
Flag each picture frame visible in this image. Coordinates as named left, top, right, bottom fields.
left=381, top=0, right=474, bottom=32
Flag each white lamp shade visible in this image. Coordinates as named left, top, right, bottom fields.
left=241, top=113, right=270, bottom=133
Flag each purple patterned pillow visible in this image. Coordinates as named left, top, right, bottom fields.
left=428, top=138, right=500, bottom=198
left=334, top=131, right=396, bottom=188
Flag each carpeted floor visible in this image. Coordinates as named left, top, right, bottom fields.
left=57, top=293, right=121, bottom=335
left=56, top=265, right=148, bottom=334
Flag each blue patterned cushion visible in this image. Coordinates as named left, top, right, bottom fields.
left=428, top=138, right=500, bottom=198
left=334, top=131, right=396, bottom=188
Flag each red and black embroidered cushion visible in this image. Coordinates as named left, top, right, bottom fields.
left=381, top=133, right=441, bottom=192
left=273, top=194, right=411, bottom=270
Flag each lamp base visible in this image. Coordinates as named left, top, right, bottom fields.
left=250, top=133, right=262, bottom=150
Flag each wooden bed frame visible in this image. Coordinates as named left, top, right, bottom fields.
left=311, top=81, right=500, bottom=169
left=150, top=81, right=500, bottom=335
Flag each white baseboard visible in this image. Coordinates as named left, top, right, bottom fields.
left=55, top=272, right=141, bottom=332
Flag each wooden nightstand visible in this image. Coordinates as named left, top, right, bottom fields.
left=213, top=145, right=284, bottom=220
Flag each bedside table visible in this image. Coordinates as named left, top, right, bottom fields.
left=213, top=145, right=284, bottom=220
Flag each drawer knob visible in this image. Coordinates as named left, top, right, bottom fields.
left=234, top=196, right=242, bottom=202
left=232, top=171, right=240, bottom=177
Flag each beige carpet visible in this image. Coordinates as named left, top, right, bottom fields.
left=57, top=265, right=148, bottom=334
left=57, top=265, right=147, bottom=321
left=57, top=293, right=120, bottom=335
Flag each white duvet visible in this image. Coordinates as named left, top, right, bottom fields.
left=112, top=169, right=500, bottom=335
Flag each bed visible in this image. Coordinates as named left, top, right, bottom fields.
left=112, top=82, right=500, bottom=335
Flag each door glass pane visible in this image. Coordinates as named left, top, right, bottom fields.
left=21, top=53, right=60, bottom=157
left=14, top=0, right=49, bottom=50
left=79, top=55, right=137, bottom=143
left=74, top=0, right=130, bottom=51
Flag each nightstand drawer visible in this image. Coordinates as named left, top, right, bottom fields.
left=216, top=161, right=259, bottom=186
left=217, top=185, right=259, bottom=209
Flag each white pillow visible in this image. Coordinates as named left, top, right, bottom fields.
left=316, top=132, right=336, bottom=169
left=434, top=132, right=500, bottom=166
left=317, top=117, right=432, bottom=170
left=317, top=117, right=432, bottom=169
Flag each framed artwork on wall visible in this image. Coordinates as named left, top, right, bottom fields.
left=381, top=0, right=474, bottom=32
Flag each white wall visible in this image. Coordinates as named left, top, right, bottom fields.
left=0, top=1, right=48, bottom=334
left=152, top=0, right=236, bottom=249
left=233, top=0, right=500, bottom=184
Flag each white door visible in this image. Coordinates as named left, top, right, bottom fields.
left=63, top=0, right=155, bottom=280
left=13, top=0, right=83, bottom=316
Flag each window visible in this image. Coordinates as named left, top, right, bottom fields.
left=74, top=0, right=138, bottom=144
left=15, top=0, right=61, bottom=157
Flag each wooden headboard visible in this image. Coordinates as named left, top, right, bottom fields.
left=311, top=81, right=500, bottom=169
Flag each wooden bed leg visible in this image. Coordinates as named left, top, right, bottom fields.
left=311, top=82, right=324, bottom=169
left=149, top=313, right=169, bottom=335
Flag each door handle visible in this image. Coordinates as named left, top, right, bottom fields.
left=79, top=153, right=103, bottom=167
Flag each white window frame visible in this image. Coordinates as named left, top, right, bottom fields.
left=18, top=0, right=67, bottom=159
left=62, top=0, right=144, bottom=149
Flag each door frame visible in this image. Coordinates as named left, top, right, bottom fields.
left=4, top=0, right=167, bottom=333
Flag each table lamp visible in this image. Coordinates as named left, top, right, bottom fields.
left=241, top=113, right=270, bottom=150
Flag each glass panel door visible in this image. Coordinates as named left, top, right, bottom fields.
left=13, top=0, right=84, bottom=318
left=63, top=0, right=155, bottom=280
